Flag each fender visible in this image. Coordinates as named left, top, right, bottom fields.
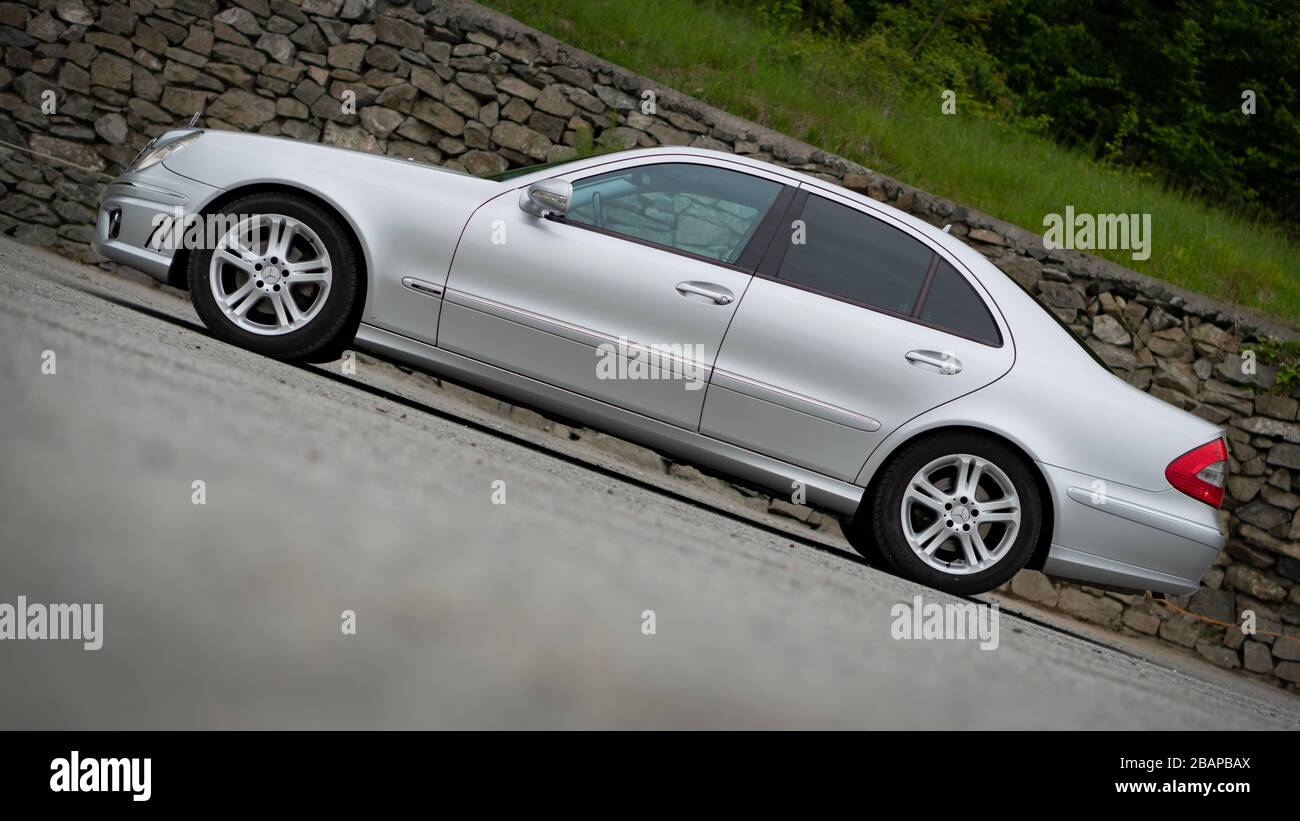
left=162, top=130, right=500, bottom=343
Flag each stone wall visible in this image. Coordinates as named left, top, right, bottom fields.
left=3, top=0, right=1300, bottom=689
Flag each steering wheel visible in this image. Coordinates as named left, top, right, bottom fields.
left=592, top=191, right=606, bottom=229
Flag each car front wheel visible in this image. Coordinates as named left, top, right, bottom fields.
left=188, top=192, right=361, bottom=360
left=863, top=432, right=1042, bottom=595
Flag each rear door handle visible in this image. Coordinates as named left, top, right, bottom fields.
left=906, top=349, right=962, bottom=374
left=675, top=281, right=734, bottom=305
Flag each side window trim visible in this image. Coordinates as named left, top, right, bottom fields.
left=910, top=254, right=942, bottom=319
left=734, top=185, right=798, bottom=271
left=758, top=187, right=1004, bottom=348
left=914, top=258, right=1004, bottom=346
left=546, top=163, right=796, bottom=274
left=755, top=188, right=808, bottom=277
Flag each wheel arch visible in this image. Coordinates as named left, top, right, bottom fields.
left=859, top=424, right=1055, bottom=572
left=166, top=183, right=370, bottom=318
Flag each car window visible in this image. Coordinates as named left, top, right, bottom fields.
left=565, top=163, right=783, bottom=265
left=775, top=194, right=934, bottom=314
left=919, top=260, right=1001, bottom=344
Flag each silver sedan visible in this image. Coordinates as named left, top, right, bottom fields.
left=94, top=130, right=1228, bottom=595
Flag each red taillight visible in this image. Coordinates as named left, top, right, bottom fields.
left=1165, top=439, right=1228, bottom=507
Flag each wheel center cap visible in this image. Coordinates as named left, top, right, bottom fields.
left=264, top=270, right=280, bottom=284
left=950, top=505, right=971, bottom=525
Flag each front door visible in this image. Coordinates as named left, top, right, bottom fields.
left=440, top=159, right=790, bottom=430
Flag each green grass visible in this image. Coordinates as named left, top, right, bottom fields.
left=486, top=0, right=1300, bottom=323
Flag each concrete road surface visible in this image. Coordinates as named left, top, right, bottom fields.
left=1, top=237, right=1297, bottom=729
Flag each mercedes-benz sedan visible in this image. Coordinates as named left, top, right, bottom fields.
left=93, top=130, right=1228, bottom=595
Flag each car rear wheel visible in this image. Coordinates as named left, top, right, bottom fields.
left=860, top=432, right=1042, bottom=594
left=188, top=193, right=360, bottom=360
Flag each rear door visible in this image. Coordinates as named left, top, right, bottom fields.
left=440, top=158, right=792, bottom=429
left=701, top=186, right=1015, bottom=481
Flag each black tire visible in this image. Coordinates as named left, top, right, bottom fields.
left=867, top=432, right=1042, bottom=595
left=188, top=192, right=361, bottom=361
left=841, top=514, right=889, bottom=568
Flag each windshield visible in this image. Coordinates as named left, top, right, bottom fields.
left=487, top=156, right=589, bottom=182
left=486, top=147, right=644, bottom=182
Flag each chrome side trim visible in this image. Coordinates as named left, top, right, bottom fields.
left=443, top=287, right=713, bottom=374
left=1065, top=486, right=1225, bottom=549
left=353, top=322, right=865, bottom=514
left=401, top=277, right=444, bottom=298
left=710, top=368, right=882, bottom=432
left=442, top=288, right=878, bottom=433
left=103, top=180, right=190, bottom=205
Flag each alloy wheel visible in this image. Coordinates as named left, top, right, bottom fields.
left=208, top=213, right=333, bottom=336
left=900, top=453, right=1021, bottom=575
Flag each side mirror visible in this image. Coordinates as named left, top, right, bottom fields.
left=519, top=178, right=572, bottom=217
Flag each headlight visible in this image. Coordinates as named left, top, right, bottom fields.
left=132, top=132, right=201, bottom=172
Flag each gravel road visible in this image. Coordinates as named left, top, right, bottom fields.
left=1, top=237, right=1297, bottom=729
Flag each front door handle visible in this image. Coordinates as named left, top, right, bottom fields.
left=675, top=281, right=734, bottom=305
left=906, top=349, right=962, bottom=374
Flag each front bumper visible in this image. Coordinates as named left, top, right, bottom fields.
left=92, top=163, right=222, bottom=284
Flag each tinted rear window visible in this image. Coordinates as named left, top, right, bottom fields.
left=776, top=194, right=934, bottom=314
left=919, top=260, right=1001, bottom=344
